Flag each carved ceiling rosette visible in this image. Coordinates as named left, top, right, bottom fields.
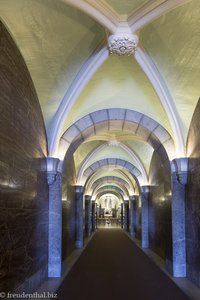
left=108, top=34, right=139, bottom=56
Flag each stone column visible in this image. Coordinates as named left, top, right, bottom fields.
left=171, top=158, right=188, bottom=277
left=124, top=200, right=129, bottom=232
left=129, top=195, right=136, bottom=239
left=95, top=203, right=98, bottom=229
left=92, top=201, right=96, bottom=232
left=121, top=203, right=123, bottom=228
left=47, top=157, right=62, bottom=278
left=75, top=185, right=84, bottom=249
left=85, top=195, right=91, bottom=238
left=135, top=195, right=140, bottom=235
left=141, top=186, right=150, bottom=248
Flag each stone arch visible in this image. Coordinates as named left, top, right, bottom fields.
left=76, top=142, right=148, bottom=184
left=92, top=182, right=130, bottom=200
left=94, top=185, right=127, bottom=199
left=91, top=176, right=131, bottom=193
left=60, top=108, right=175, bottom=163
left=95, top=190, right=124, bottom=203
left=85, top=169, right=136, bottom=195
left=82, top=158, right=143, bottom=187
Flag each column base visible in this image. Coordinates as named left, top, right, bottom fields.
left=173, top=264, right=186, bottom=277
left=141, top=241, right=149, bottom=248
left=130, top=232, right=135, bottom=239
left=76, top=240, right=84, bottom=249
left=48, top=265, right=61, bottom=278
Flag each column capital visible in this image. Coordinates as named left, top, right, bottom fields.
left=47, top=173, right=57, bottom=186
left=85, top=195, right=92, bottom=201
left=129, top=195, right=136, bottom=201
left=47, top=157, right=60, bottom=172
left=75, top=185, right=84, bottom=193
left=141, top=185, right=150, bottom=193
left=47, top=157, right=61, bottom=185
left=171, top=158, right=188, bottom=185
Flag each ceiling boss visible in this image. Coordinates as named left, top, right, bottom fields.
left=108, top=33, right=139, bottom=56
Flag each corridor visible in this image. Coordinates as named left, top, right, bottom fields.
left=1, top=1, right=200, bottom=298
left=56, top=229, right=190, bottom=300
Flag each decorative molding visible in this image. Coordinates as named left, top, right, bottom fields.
left=48, top=46, right=109, bottom=157
left=77, top=144, right=106, bottom=184
left=135, top=47, right=185, bottom=157
left=119, top=143, right=148, bottom=184
left=75, top=185, right=84, bottom=193
left=141, top=185, right=150, bottom=194
left=171, top=157, right=188, bottom=185
left=128, top=0, right=191, bottom=32
left=47, top=173, right=57, bottom=186
left=61, top=0, right=119, bottom=33
left=46, top=157, right=60, bottom=173
left=107, top=139, right=120, bottom=146
left=108, top=33, right=138, bottom=56
left=46, top=157, right=61, bottom=185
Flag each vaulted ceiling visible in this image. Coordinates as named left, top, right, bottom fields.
left=1, top=0, right=199, bottom=197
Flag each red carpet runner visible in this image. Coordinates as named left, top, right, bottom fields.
left=56, top=229, right=190, bottom=300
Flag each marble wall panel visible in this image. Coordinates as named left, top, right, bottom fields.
left=62, top=153, right=76, bottom=260
left=149, top=152, right=172, bottom=267
left=0, top=22, right=48, bottom=292
left=135, top=196, right=141, bottom=240
left=186, top=97, right=200, bottom=287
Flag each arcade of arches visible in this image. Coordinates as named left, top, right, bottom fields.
left=0, top=0, right=200, bottom=299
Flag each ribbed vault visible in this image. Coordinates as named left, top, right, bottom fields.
left=82, top=158, right=142, bottom=187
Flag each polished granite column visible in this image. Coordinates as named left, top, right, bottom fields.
left=141, top=186, right=150, bottom=248
left=75, top=186, right=84, bottom=249
left=92, top=201, right=96, bottom=232
left=85, top=195, right=91, bottom=238
left=124, top=200, right=129, bottom=232
left=135, top=195, right=140, bottom=234
left=171, top=158, right=188, bottom=277
left=121, top=203, right=124, bottom=228
left=129, top=196, right=136, bottom=239
left=47, top=157, right=62, bottom=277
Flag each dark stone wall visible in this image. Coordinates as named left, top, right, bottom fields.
left=149, top=152, right=172, bottom=266
left=186, top=98, right=200, bottom=287
left=135, top=195, right=141, bottom=240
left=62, top=153, right=76, bottom=260
left=0, top=22, right=48, bottom=292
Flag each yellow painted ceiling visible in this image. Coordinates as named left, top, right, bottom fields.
left=62, top=54, right=172, bottom=136
left=124, top=140, right=154, bottom=174
left=140, top=0, right=200, bottom=143
left=81, top=145, right=140, bottom=171
left=104, top=0, right=148, bottom=15
left=74, top=140, right=104, bottom=173
left=0, top=0, right=105, bottom=129
left=74, top=139, right=153, bottom=179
